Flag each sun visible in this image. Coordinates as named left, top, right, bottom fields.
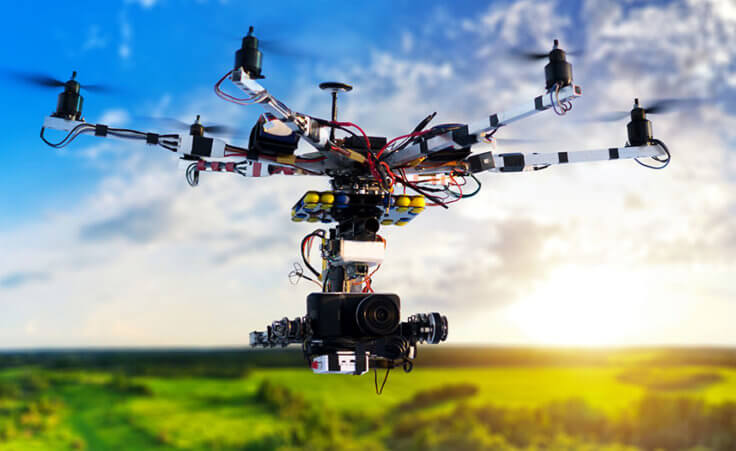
left=506, top=266, right=650, bottom=346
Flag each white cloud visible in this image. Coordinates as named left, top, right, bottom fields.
left=125, top=0, right=157, bottom=8
left=99, top=109, right=130, bottom=127
left=81, top=25, right=107, bottom=51
left=118, top=11, right=133, bottom=61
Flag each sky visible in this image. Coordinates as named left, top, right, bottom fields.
left=0, top=0, right=735, bottom=348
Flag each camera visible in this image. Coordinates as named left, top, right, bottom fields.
left=307, top=293, right=401, bottom=338
left=250, top=292, right=448, bottom=375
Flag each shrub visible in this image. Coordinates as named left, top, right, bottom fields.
left=397, top=383, right=479, bottom=410
left=105, top=374, right=153, bottom=396
left=0, top=381, right=20, bottom=399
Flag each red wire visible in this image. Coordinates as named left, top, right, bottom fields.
left=376, top=130, right=431, bottom=159
left=444, top=176, right=463, bottom=204
left=330, top=121, right=371, bottom=150
left=379, top=162, right=395, bottom=186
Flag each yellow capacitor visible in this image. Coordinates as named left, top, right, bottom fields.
left=395, top=195, right=411, bottom=213
left=292, top=216, right=305, bottom=222
left=304, top=191, right=320, bottom=204
left=320, top=192, right=334, bottom=209
left=307, top=216, right=320, bottom=223
left=381, top=219, right=394, bottom=226
left=410, top=196, right=425, bottom=214
left=410, top=196, right=425, bottom=208
left=395, top=220, right=409, bottom=226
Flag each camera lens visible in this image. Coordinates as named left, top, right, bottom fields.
left=356, top=295, right=400, bottom=336
left=407, top=312, right=449, bottom=344
left=427, top=312, right=449, bottom=344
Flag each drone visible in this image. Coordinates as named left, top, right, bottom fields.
left=27, top=28, right=677, bottom=391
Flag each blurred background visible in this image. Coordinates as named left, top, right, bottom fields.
left=0, top=0, right=735, bottom=449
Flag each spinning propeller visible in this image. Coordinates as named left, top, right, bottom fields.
left=510, top=39, right=581, bottom=90
left=591, top=98, right=707, bottom=122
left=511, top=39, right=583, bottom=61
left=3, top=70, right=114, bottom=93
left=142, top=115, right=242, bottom=137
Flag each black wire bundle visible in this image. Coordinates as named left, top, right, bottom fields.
left=41, top=123, right=180, bottom=152
left=40, top=123, right=95, bottom=148
left=301, top=230, right=325, bottom=279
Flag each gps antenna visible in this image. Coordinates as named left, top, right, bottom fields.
left=319, top=81, right=353, bottom=141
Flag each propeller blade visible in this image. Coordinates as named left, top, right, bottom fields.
left=139, top=116, right=246, bottom=137
left=203, top=124, right=239, bottom=135
left=509, top=50, right=549, bottom=61
left=81, top=83, right=116, bottom=93
left=508, top=41, right=583, bottom=62
left=646, top=97, right=707, bottom=114
left=3, top=70, right=65, bottom=88
left=589, top=97, right=708, bottom=122
left=588, top=111, right=630, bottom=122
left=138, top=116, right=190, bottom=130
left=259, top=39, right=320, bottom=60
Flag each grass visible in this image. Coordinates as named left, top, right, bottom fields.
left=1, top=348, right=736, bottom=450
left=248, top=365, right=736, bottom=415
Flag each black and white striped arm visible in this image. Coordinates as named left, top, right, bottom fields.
left=468, top=84, right=582, bottom=136
left=466, top=144, right=667, bottom=173
left=383, top=85, right=583, bottom=168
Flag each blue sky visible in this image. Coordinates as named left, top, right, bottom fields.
left=1, top=0, right=735, bottom=347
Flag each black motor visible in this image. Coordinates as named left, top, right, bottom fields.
left=234, top=26, right=264, bottom=79
left=545, top=39, right=573, bottom=90
left=626, top=98, right=653, bottom=146
left=52, top=72, right=83, bottom=120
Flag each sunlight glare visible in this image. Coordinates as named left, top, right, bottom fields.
left=506, top=266, right=650, bottom=346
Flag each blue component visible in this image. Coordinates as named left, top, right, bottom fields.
left=334, top=193, right=350, bottom=208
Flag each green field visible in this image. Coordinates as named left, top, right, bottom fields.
left=1, top=348, right=736, bottom=450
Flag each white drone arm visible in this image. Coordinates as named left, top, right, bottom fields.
left=229, top=68, right=330, bottom=151
left=465, top=143, right=667, bottom=173
left=468, top=84, right=582, bottom=135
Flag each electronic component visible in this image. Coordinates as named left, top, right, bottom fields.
left=291, top=191, right=426, bottom=226
left=334, top=240, right=384, bottom=266
left=311, top=352, right=369, bottom=375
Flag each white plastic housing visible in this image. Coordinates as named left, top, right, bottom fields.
left=311, top=352, right=369, bottom=375
left=336, top=240, right=385, bottom=266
